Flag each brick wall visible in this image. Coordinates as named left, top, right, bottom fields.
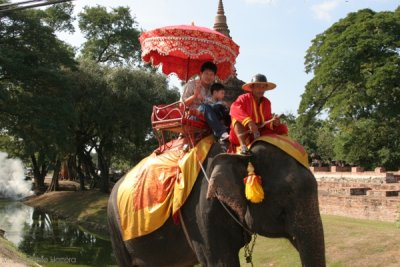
left=312, top=167, right=400, bottom=222
left=318, top=195, right=399, bottom=222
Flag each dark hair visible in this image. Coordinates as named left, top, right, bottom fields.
left=201, top=61, right=217, bottom=74
left=210, top=82, right=225, bottom=94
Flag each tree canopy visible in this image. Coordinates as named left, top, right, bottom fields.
left=78, top=6, right=141, bottom=65
left=0, top=2, right=179, bottom=192
left=0, top=1, right=77, bottom=187
left=299, top=7, right=400, bottom=169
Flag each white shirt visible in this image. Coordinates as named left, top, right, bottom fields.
left=181, top=80, right=211, bottom=109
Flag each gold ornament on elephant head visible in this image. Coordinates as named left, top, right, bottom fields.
left=243, top=162, right=264, bottom=203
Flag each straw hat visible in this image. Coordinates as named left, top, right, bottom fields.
left=242, top=74, right=276, bottom=92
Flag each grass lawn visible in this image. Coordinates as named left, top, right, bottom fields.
left=239, top=215, right=400, bottom=267
left=0, top=237, right=39, bottom=267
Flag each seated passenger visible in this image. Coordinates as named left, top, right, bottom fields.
left=205, top=82, right=231, bottom=129
left=181, top=62, right=229, bottom=142
left=229, top=73, right=288, bottom=155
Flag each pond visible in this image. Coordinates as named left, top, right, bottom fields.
left=0, top=199, right=117, bottom=267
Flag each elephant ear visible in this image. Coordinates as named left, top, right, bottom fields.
left=206, top=153, right=250, bottom=222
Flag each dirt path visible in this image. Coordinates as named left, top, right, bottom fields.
left=0, top=256, right=31, bottom=267
left=0, top=237, right=40, bottom=267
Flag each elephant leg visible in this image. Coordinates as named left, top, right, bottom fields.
left=191, top=242, right=241, bottom=267
left=107, top=183, right=132, bottom=267
left=288, top=196, right=326, bottom=267
left=181, top=197, right=245, bottom=267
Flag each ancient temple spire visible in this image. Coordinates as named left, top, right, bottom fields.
left=213, top=0, right=231, bottom=38
left=212, top=0, right=244, bottom=104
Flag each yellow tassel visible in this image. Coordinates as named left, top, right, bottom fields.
left=243, top=162, right=264, bottom=203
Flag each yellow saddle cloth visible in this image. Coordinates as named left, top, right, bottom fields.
left=250, top=134, right=309, bottom=168
left=117, top=135, right=214, bottom=241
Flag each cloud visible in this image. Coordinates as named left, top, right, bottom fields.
left=311, top=0, right=341, bottom=21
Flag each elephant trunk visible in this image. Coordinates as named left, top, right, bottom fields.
left=290, top=196, right=326, bottom=267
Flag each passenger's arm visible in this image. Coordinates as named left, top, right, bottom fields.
left=182, top=80, right=202, bottom=106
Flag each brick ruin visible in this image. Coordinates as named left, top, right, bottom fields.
left=311, top=167, right=400, bottom=222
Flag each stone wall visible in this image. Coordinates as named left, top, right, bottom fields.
left=312, top=167, right=400, bottom=222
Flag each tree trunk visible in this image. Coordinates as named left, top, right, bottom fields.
left=59, top=160, right=68, bottom=180
left=67, top=155, right=77, bottom=181
left=30, top=153, right=46, bottom=191
left=97, top=150, right=110, bottom=193
left=81, top=150, right=101, bottom=189
left=46, top=159, right=61, bottom=192
left=76, top=156, right=86, bottom=191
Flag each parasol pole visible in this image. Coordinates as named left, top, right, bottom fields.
left=185, top=57, right=190, bottom=82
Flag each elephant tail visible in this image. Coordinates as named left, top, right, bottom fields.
left=108, top=182, right=132, bottom=267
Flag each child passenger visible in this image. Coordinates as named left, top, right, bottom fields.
left=205, top=83, right=231, bottom=129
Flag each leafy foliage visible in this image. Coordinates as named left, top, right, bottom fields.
left=78, top=6, right=141, bottom=65
left=0, top=3, right=77, bottom=186
left=103, top=65, right=179, bottom=166
left=0, top=2, right=180, bottom=192
left=299, top=7, right=400, bottom=169
left=41, top=2, right=75, bottom=33
left=68, top=60, right=178, bottom=192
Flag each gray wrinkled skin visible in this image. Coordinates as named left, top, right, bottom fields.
left=108, top=142, right=326, bottom=267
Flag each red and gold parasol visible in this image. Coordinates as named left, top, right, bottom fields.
left=139, top=24, right=240, bottom=81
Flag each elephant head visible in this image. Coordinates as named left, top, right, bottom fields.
left=206, top=141, right=326, bottom=267
left=206, top=152, right=249, bottom=222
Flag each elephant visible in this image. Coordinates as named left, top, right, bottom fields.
left=107, top=141, right=326, bottom=267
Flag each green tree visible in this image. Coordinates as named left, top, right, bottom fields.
left=105, top=66, right=179, bottom=166
left=78, top=6, right=141, bottom=65
left=315, top=120, right=335, bottom=163
left=289, top=114, right=322, bottom=155
left=300, top=7, right=400, bottom=169
left=75, top=5, right=178, bottom=192
left=0, top=2, right=77, bottom=188
left=41, top=1, right=75, bottom=33
left=1, top=2, right=179, bottom=194
left=69, top=60, right=179, bottom=193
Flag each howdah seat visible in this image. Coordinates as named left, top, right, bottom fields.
left=151, top=101, right=210, bottom=153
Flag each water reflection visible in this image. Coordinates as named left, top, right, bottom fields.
left=0, top=200, right=33, bottom=245
left=0, top=199, right=116, bottom=266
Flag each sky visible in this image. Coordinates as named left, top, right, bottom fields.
left=53, top=0, right=398, bottom=115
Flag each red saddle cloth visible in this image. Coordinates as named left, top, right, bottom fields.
left=116, top=135, right=215, bottom=241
